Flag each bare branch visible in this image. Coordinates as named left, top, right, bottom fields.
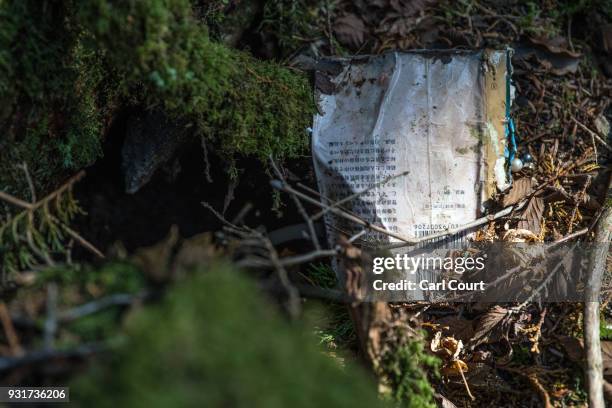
left=584, top=206, right=612, bottom=408
left=17, top=162, right=36, bottom=203
left=269, top=156, right=321, bottom=250
left=59, top=222, right=105, bottom=259
left=238, top=249, right=339, bottom=269
left=272, top=178, right=528, bottom=248
left=59, top=293, right=147, bottom=322
left=572, top=117, right=612, bottom=152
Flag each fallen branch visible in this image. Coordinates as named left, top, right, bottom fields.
left=0, top=302, right=22, bottom=356
left=584, top=206, right=612, bottom=408
left=572, top=117, right=612, bottom=152
left=59, top=292, right=148, bottom=323
left=272, top=179, right=527, bottom=247
left=202, top=201, right=301, bottom=318
left=237, top=249, right=339, bottom=269
left=0, top=343, right=105, bottom=372
left=269, top=156, right=321, bottom=250
left=0, top=171, right=86, bottom=212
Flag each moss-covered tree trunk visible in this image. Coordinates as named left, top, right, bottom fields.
left=0, top=0, right=313, bottom=198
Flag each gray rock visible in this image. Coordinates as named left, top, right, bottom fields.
left=121, top=111, right=192, bottom=193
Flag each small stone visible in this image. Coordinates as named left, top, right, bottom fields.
left=511, top=157, right=524, bottom=172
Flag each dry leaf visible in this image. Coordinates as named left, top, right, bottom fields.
left=502, top=228, right=540, bottom=242
left=389, top=0, right=435, bottom=16
left=434, top=393, right=458, bottom=408
left=436, top=316, right=474, bottom=343
left=132, top=225, right=179, bottom=283
left=558, top=336, right=612, bottom=381
left=514, top=37, right=582, bottom=75
left=334, top=14, right=367, bottom=49
left=518, top=196, right=544, bottom=234
left=469, top=306, right=508, bottom=349
left=441, top=359, right=468, bottom=376
left=431, top=331, right=463, bottom=359
left=503, top=177, right=534, bottom=206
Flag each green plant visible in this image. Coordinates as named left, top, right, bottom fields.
left=0, top=172, right=84, bottom=281
left=0, top=0, right=314, bottom=198
left=260, top=0, right=324, bottom=58
left=377, top=329, right=440, bottom=408
left=72, top=263, right=386, bottom=408
left=306, top=262, right=338, bottom=289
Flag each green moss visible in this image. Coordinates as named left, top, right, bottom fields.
left=77, top=0, right=312, bottom=171
left=0, top=1, right=107, bottom=195
left=72, top=263, right=385, bottom=408
left=377, top=331, right=439, bottom=408
left=0, top=0, right=313, bottom=197
left=36, top=261, right=145, bottom=295
left=261, top=0, right=323, bottom=58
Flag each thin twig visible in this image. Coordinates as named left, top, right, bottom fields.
left=59, top=222, right=105, bottom=259
left=0, top=191, right=33, bottom=210
left=551, top=227, right=588, bottom=245
left=237, top=249, right=339, bottom=269
left=272, top=179, right=528, bottom=248
left=0, top=302, right=22, bottom=356
left=572, top=117, right=612, bottom=152
left=0, top=171, right=86, bottom=215
left=59, top=293, right=147, bottom=322
left=202, top=201, right=301, bottom=317
left=0, top=343, right=106, bottom=372
left=456, top=360, right=475, bottom=400
left=269, top=156, right=321, bottom=250
left=262, top=237, right=301, bottom=319
left=348, top=230, right=367, bottom=243
left=17, top=162, right=36, bottom=203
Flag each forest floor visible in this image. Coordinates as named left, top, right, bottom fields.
left=0, top=1, right=610, bottom=407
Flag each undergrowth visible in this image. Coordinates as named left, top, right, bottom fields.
left=377, top=330, right=440, bottom=408
left=72, top=263, right=385, bottom=407
left=0, top=173, right=84, bottom=281
left=0, top=0, right=313, bottom=196
left=304, top=262, right=439, bottom=408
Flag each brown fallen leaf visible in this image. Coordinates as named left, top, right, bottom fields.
left=558, top=336, right=612, bottom=403
left=434, top=393, right=458, bottom=408
left=514, top=37, right=582, bottom=76
left=518, top=196, right=544, bottom=234
left=436, top=316, right=475, bottom=343
left=558, top=336, right=612, bottom=381
left=431, top=331, right=463, bottom=359
left=502, top=228, right=540, bottom=242
left=388, top=0, right=436, bottom=15
left=469, top=305, right=509, bottom=349
left=334, top=14, right=367, bottom=49
left=132, top=225, right=180, bottom=283
left=441, top=359, right=468, bottom=376
left=503, top=177, right=534, bottom=207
